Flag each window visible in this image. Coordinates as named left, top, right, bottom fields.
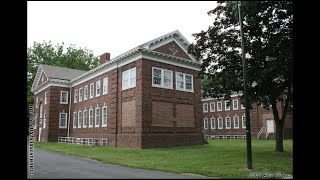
left=103, top=78, right=108, bottom=95
left=83, top=110, right=87, bottom=128
left=203, top=117, right=208, bottom=129
left=90, top=83, right=94, bottom=99
left=96, top=80, right=101, bottom=97
left=60, top=91, right=68, bottom=104
left=89, top=109, right=93, bottom=127
left=218, top=117, right=223, bottom=129
left=217, top=101, right=222, bottom=111
left=102, top=106, right=107, bottom=127
left=74, top=89, right=78, bottom=103
left=45, top=92, right=47, bottom=105
left=241, top=101, right=245, bottom=109
left=225, top=100, right=231, bottom=111
left=152, top=67, right=173, bottom=89
left=203, top=103, right=208, bottom=113
left=95, top=107, right=100, bottom=127
left=36, top=97, right=38, bottom=108
left=78, top=111, right=82, bottom=128
left=233, top=99, right=238, bottom=110
left=242, top=115, right=246, bottom=128
left=34, top=113, right=37, bottom=129
left=210, top=117, right=215, bottom=129
left=43, top=112, right=46, bottom=129
left=225, top=117, right=231, bottom=129
left=84, top=86, right=88, bottom=100
left=79, top=88, right=83, bottom=101
left=175, top=72, right=193, bottom=92
left=59, top=113, right=67, bottom=128
left=210, top=102, right=215, bottom=112
left=122, top=67, right=136, bottom=90
left=73, top=112, right=77, bottom=128
left=234, top=116, right=239, bottom=129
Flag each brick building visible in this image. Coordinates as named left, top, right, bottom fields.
left=202, top=94, right=293, bottom=139
left=31, top=30, right=204, bottom=148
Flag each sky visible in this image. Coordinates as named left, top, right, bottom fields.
left=28, top=1, right=217, bottom=58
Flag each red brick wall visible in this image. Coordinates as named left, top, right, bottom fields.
left=153, top=41, right=192, bottom=60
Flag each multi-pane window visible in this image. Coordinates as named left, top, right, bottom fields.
left=233, top=99, right=238, bottom=110
left=217, top=101, right=222, bottom=111
left=90, top=83, right=94, bottom=99
left=73, top=112, right=77, bottom=128
left=79, top=88, right=83, bottom=101
left=78, top=111, right=82, bottom=128
left=241, top=102, right=245, bottom=109
left=225, top=100, right=231, bottom=111
left=102, top=106, right=107, bottom=127
left=175, top=72, right=193, bottom=92
left=218, top=117, right=223, bottom=129
left=34, top=113, right=37, bottom=129
left=234, top=116, right=239, bottom=129
left=43, top=112, right=46, bottom=129
left=103, top=78, right=108, bottom=95
left=203, top=103, right=208, bottom=113
left=152, top=67, right=173, bottom=89
left=210, top=117, right=215, bottom=129
left=210, top=102, right=215, bottom=112
left=45, top=92, right=47, bottom=105
left=122, top=67, right=136, bottom=90
left=36, top=97, right=38, bottom=108
left=89, top=109, right=93, bottom=127
left=60, top=91, right=68, bottom=104
left=225, top=117, right=231, bottom=129
left=96, top=80, right=101, bottom=97
left=95, top=107, right=100, bottom=127
left=74, top=89, right=78, bottom=103
left=242, top=115, right=246, bottom=128
left=84, top=86, right=88, bottom=100
left=59, top=113, right=67, bottom=128
left=203, top=117, right=208, bottom=129
left=83, top=110, right=87, bottom=128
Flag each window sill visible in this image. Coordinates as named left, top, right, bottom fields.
left=175, top=88, right=194, bottom=93
left=152, top=84, right=173, bottom=90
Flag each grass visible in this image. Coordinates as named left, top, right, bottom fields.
left=34, top=139, right=292, bottom=179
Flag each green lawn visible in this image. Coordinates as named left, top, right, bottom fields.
left=34, top=139, right=292, bottom=179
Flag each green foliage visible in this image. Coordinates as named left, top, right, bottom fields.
left=34, top=139, right=293, bottom=178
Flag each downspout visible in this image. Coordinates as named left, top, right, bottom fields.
left=115, top=61, right=119, bottom=147
left=67, top=85, right=72, bottom=137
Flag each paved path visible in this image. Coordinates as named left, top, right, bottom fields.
left=27, top=147, right=215, bottom=179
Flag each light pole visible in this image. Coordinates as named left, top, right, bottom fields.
left=238, top=0, right=253, bottom=170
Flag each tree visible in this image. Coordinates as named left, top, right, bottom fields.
left=27, top=41, right=100, bottom=111
left=188, top=1, right=293, bottom=152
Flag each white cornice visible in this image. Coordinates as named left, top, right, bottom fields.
left=34, top=82, right=70, bottom=95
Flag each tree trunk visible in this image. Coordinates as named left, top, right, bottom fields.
left=275, top=119, right=284, bottom=152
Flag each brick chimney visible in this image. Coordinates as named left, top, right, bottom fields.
left=99, top=52, right=111, bottom=64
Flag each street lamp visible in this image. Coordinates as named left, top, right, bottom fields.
left=238, top=1, right=253, bottom=170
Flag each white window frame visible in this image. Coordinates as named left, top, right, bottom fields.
left=233, top=99, right=238, bottom=110
left=90, top=83, right=94, bottom=99
left=60, top=91, right=69, bottom=104
left=210, top=102, right=215, bottom=112
left=217, top=101, right=222, bottom=111
left=59, top=113, right=67, bottom=128
left=241, top=102, right=245, bottom=109
left=95, top=107, right=100, bottom=127
left=122, top=67, right=136, bottom=90
left=203, top=103, right=208, bottom=113
left=175, top=72, right=194, bottom=92
left=102, top=106, right=107, bottom=127
left=84, top=85, right=88, bottom=100
left=89, top=109, right=93, bottom=128
left=225, top=100, right=231, bottom=111
left=44, top=92, right=47, bottom=105
left=210, top=117, right=215, bottom=129
left=74, top=89, right=78, bottom=103
left=34, top=113, right=37, bottom=129
left=233, top=116, right=239, bottom=129
left=78, top=111, right=82, bottom=128
left=36, top=97, right=38, bottom=108
left=218, top=117, right=223, bottom=129
left=203, top=117, right=208, bottom=129
left=96, top=80, right=101, bottom=97
left=103, top=77, right=108, bottom=95
left=152, top=67, right=173, bottom=89
left=73, top=112, right=77, bottom=128
left=225, top=117, right=231, bottom=129
left=43, top=112, right=46, bottom=129
left=83, top=110, right=87, bottom=128
left=242, top=115, right=246, bottom=128
left=79, top=87, right=83, bottom=102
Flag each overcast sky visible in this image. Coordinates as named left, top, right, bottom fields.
left=28, top=1, right=217, bottom=58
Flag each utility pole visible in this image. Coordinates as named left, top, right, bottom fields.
left=238, top=0, right=253, bottom=170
